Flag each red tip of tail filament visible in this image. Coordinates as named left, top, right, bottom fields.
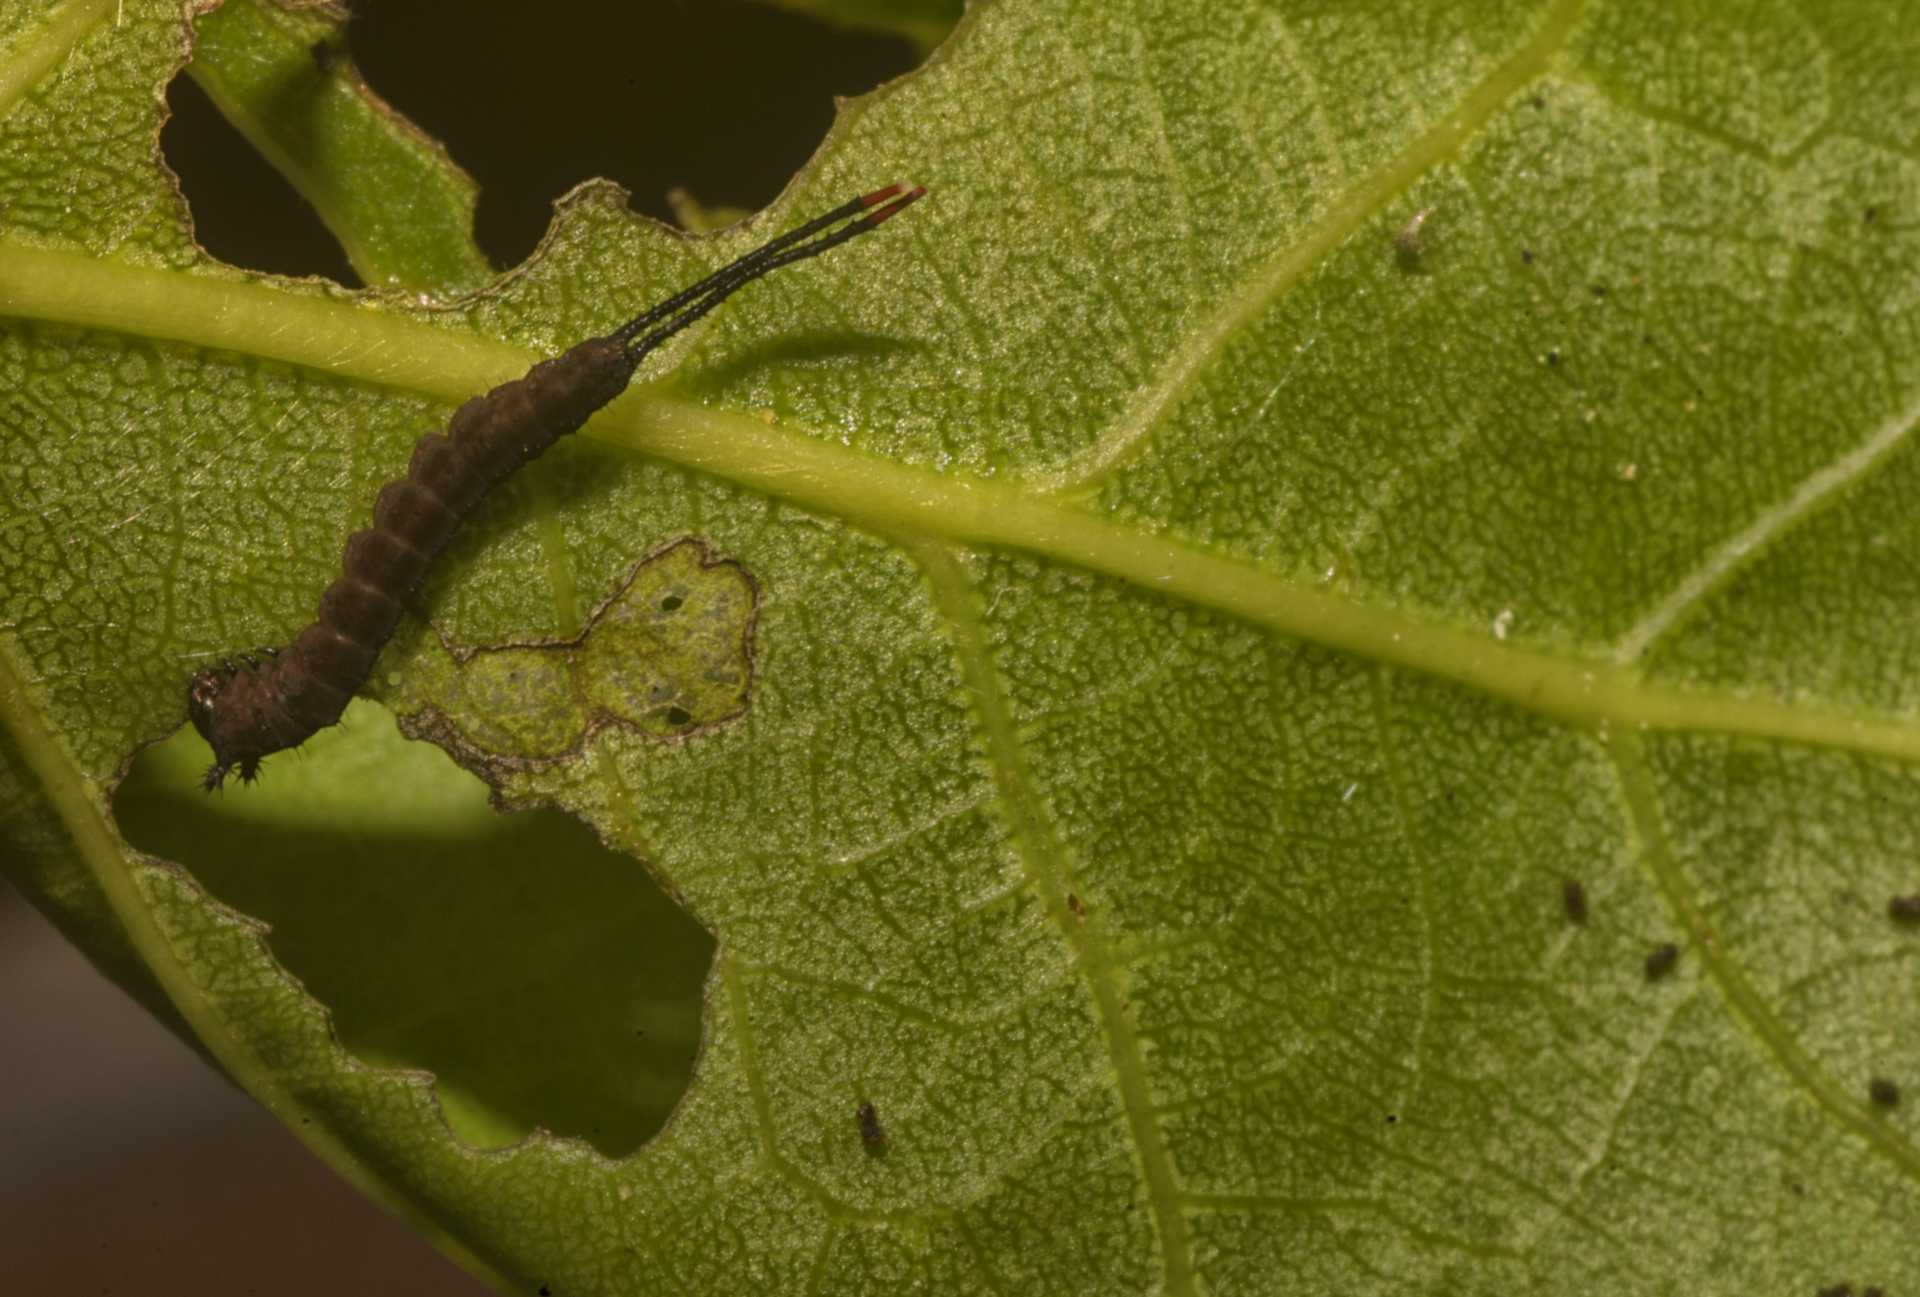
left=862, top=182, right=926, bottom=227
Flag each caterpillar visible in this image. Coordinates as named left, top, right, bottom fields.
left=187, top=181, right=925, bottom=790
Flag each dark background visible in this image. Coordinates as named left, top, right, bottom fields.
left=2, top=1, right=925, bottom=1291
left=167, top=0, right=924, bottom=280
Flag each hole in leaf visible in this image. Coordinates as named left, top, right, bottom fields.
left=345, top=0, right=934, bottom=265
left=115, top=699, right=713, bottom=1159
left=161, top=72, right=358, bottom=285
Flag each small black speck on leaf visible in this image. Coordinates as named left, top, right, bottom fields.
left=1864, top=206, right=1878, bottom=223
left=1546, top=349, right=1561, bottom=367
left=1590, top=283, right=1607, bottom=297
left=1816, top=1285, right=1853, bottom=1297
left=1520, top=247, right=1535, bottom=265
left=666, top=706, right=692, bottom=726
left=539, top=1286, right=552, bottom=1296
left=1644, top=942, right=1679, bottom=979
left=857, top=1101, right=887, bottom=1151
left=1384, top=1113, right=1399, bottom=1124
left=660, top=594, right=683, bottom=612
left=1067, top=893, right=1086, bottom=917
left=1562, top=879, right=1588, bottom=924
left=1868, top=1077, right=1900, bottom=1108
left=1888, top=893, right=1920, bottom=923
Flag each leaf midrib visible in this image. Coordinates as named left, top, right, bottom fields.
left=2, top=240, right=1915, bottom=766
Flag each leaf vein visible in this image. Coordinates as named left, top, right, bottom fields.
left=1610, top=733, right=1920, bottom=1183
left=1613, top=382, right=1920, bottom=663
left=906, top=536, right=1198, bottom=1297
left=1026, top=0, right=1592, bottom=495
left=0, top=0, right=116, bottom=120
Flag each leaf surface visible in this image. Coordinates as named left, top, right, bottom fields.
left=186, top=0, right=493, bottom=291
left=2, top=1, right=1918, bottom=1294
left=752, top=0, right=961, bottom=53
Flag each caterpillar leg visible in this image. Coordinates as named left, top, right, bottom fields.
left=201, top=754, right=265, bottom=791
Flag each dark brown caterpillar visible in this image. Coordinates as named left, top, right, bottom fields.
left=188, top=182, right=925, bottom=789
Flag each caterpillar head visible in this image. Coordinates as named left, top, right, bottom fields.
left=186, top=664, right=260, bottom=790
left=186, top=665, right=226, bottom=746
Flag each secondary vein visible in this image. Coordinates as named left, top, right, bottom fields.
left=907, top=537, right=1196, bottom=1297
left=0, top=0, right=116, bottom=120
left=1024, top=0, right=1591, bottom=497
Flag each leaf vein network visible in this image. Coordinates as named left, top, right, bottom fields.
left=1023, top=0, right=1591, bottom=497
left=903, top=535, right=1200, bottom=1296
left=1609, top=735, right=1920, bottom=1182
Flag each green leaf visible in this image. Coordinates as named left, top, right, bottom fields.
left=666, top=186, right=754, bottom=235
left=4, top=0, right=1919, bottom=1293
left=750, top=0, right=962, bottom=54
left=186, top=0, right=494, bottom=292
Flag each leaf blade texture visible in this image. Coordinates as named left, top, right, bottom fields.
left=1, top=0, right=1917, bottom=1293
